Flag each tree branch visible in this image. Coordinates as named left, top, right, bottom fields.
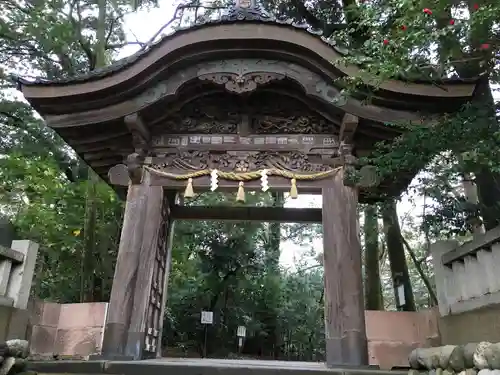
left=400, top=236, right=438, bottom=306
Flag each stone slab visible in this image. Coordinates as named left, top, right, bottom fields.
left=29, top=359, right=410, bottom=375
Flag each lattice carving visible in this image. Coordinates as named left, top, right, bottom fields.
left=153, top=92, right=336, bottom=135
left=142, top=194, right=170, bottom=358
left=156, top=96, right=240, bottom=134
left=249, top=93, right=337, bottom=134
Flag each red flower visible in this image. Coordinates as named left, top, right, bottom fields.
left=423, top=8, right=432, bottom=15
left=449, top=19, right=455, bottom=25
left=401, top=25, right=407, bottom=31
left=480, top=43, right=490, bottom=50
left=383, top=39, right=389, bottom=45
left=473, top=3, right=479, bottom=10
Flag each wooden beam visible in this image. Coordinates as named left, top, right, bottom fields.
left=171, top=205, right=322, bottom=223
left=67, top=131, right=130, bottom=145
left=124, top=113, right=150, bottom=149
left=322, top=170, right=368, bottom=366
left=339, top=113, right=359, bottom=143
left=101, top=183, right=150, bottom=359
left=126, top=186, right=168, bottom=359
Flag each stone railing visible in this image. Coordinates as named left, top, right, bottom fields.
left=409, top=342, right=500, bottom=375
left=0, top=240, right=39, bottom=341
left=0, top=241, right=39, bottom=309
left=431, top=226, right=500, bottom=316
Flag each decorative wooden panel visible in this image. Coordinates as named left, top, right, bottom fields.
left=142, top=195, right=171, bottom=358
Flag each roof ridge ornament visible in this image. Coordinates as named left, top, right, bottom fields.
left=227, top=0, right=272, bottom=21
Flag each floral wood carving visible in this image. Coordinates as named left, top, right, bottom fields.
left=248, top=92, right=337, bottom=133
left=154, top=151, right=209, bottom=170
left=153, top=151, right=330, bottom=173
left=199, top=72, right=285, bottom=94
left=154, top=96, right=240, bottom=134
left=152, top=92, right=336, bottom=135
left=198, top=60, right=285, bottom=94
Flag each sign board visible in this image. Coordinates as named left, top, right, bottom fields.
left=397, top=285, right=406, bottom=306
left=151, top=134, right=339, bottom=149
left=201, top=311, right=213, bottom=324
left=237, top=325, right=246, bottom=337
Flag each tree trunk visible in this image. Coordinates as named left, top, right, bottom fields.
left=363, top=205, right=383, bottom=310
left=81, top=0, right=107, bottom=302
left=381, top=199, right=416, bottom=311
left=266, top=192, right=283, bottom=358
left=471, top=77, right=500, bottom=231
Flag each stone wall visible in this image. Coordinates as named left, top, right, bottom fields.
left=28, top=301, right=439, bottom=368
left=366, top=309, right=440, bottom=369
left=29, top=300, right=108, bottom=358
left=439, top=305, right=500, bottom=345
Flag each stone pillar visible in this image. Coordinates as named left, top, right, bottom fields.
left=430, top=240, right=459, bottom=317
left=322, top=169, right=368, bottom=367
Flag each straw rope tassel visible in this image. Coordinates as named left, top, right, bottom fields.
left=236, top=181, right=246, bottom=203
left=289, top=178, right=298, bottom=199
left=184, top=178, right=195, bottom=198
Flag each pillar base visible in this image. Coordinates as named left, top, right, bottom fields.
left=88, top=354, right=135, bottom=361
left=325, top=331, right=369, bottom=367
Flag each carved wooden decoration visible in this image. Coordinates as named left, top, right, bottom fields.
left=339, top=113, right=358, bottom=143
left=134, top=59, right=347, bottom=109
left=153, top=93, right=338, bottom=136
left=124, top=113, right=151, bottom=150
left=198, top=60, right=285, bottom=94
left=141, top=192, right=171, bottom=358
left=151, top=151, right=331, bottom=174
left=152, top=96, right=240, bottom=134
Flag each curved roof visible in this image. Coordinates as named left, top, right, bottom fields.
left=17, top=0, right=479, bottom=201
left=17, top=1, right=476, bottom=98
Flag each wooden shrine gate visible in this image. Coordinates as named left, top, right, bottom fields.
left=105, top=112, right=368, bottom=363
left=18, top=0, right=477, bottom=367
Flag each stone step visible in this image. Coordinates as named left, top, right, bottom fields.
left=29, top=359, right=409, bottom=375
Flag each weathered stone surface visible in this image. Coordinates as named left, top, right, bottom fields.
left=13, top=357, right=27, bottom=371
left=409, top=349, right=421, bottom=369
left=412, top=348, right=441, bottom=369
left=484, top=343, right=500, bottom=369
left=440, top=345, right=457, bottom=369
left=0, top=343, right=7, bottom=358
left=478, top=370, right=493, bottom=375
left=449, top=345, right=467, bottom=371
left=0, top=356, right=16, bottom=375
left=474, top=342, right=493, bottom=369
left=6, top=340, right=29, bottom=359
left=409, top=369, right=425, bottom=375
left=458, top=369, right=477, bottom=375
left=443, top=369, right=455, bottom=375
left=464, top=344, right=480, bottom=368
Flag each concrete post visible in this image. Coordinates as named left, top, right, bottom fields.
left=7, top=240, right=39, bottom=309
left=430, top=240, right=459, bottom=317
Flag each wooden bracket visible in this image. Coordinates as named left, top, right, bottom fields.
left=339, top=113, right=358, bottom=144
left=108, top=164, right=130, bottom=186
left=124, top=113, right=151, bottom=151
